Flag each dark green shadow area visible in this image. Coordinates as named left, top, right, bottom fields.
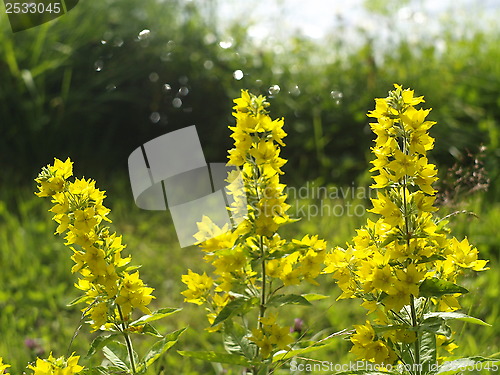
left=5, top=0, right=78, bottom=32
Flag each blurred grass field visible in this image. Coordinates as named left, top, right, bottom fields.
left=0, top=174, right=498, bottom=374
left=1, top=0, right=500, bottom=373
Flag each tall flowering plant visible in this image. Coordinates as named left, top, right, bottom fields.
left=32, top=159, right=185, bottom=375
left=324, top=85, right=496, bottom=375
left=180, top=91, right=339, bottom=374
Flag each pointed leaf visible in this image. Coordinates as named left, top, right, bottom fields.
left=139, top=323, right=163, bottom=337
left=423, top=312, right=490, bottom=327
left=102, top=344, right=130, bottom=372
left=267, top=294, right=312, bottom=308
left=86, top=334, right=120, bottom=358
left=272, top=330, right=348, bottom=363
left=420, top=317, right=452, bottom=337
left=419, top=278, right=468, bottom=298
left=302, top=293, right=329, bottom=302
left=67, top=294, right=90, bottom=306
left=129, top=308, right=181, bottom=327
left=140, top=327, right=186, bottom=370
left=420, top=330, right=437, bottom=374
left=212, top=297, right=257, bottom=327
left=223, top=320, right=255, bottom=358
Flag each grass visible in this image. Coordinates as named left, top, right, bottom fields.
left=0, top=176, right=498, bottom=374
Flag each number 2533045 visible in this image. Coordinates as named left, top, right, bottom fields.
left=6, top=2, right=62, bottom=14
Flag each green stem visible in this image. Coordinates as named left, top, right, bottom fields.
left=401, top=125, right=420, bottom=375
left=410, top=294, right=421, bottom=375
left=117, top=305, right=137, bottom=375
left=258, top=235, right=267, bottom=330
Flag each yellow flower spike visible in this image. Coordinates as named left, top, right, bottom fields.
left=36, top=157, right=160, bottom=335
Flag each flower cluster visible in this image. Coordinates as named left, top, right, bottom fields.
left=0, top=357, right=10, bottom=374
left=35, top=158, right=155, bottom=331
left=324, top=85, right=489, bottom=366
left=28, top=353, right=83, bottom=375
left=181, top=91, right=327, bottom=365
left=249, top=313, right=294, bottom=359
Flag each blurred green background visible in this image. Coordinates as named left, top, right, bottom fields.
left=0, top=0, right=499, bottom=373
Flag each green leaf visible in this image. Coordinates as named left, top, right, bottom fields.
left=212, top=297, right=257, bottom=327
left=140, top=323, right=163, bottom=337
left=178, top=350, right=259, bottom=367
left=223, top=320, right=255, bottom=358
left=380, top=232, right=399, bottom=247
left=372, top=324, right=407, bottom=334
left=416, top=254, right=446, bottom=263
left=423, top=312, right=491, bottom=327
left=129, top=307, right=181, bottom=327
left=86, top=334, right=120, bottom=358
left=420, top=316, right=452, bottom=336
left=267, top=294, right=312, bottom=308
left=272, top=330, right=348, bottom=363
left=302, top=293, right=329, bottom=302
left=102, top=343, right=130, bottom=372
left=67, top=294, right=90, bottom=306
left=436, top=357, right=500, bottom=374
left=419, top=278, right=469, bottom=298
left=140, top=327, right=186, bottom=370
left=420, top=330, right=437, bottom=374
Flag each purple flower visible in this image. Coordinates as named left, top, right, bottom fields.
left=290, top=318, right=304, bottom=334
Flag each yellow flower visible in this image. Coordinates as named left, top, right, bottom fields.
left=384, top=283, right=411, bottom=312
left=279, top=260, right=301, bottom=286
left=351, top=322, right=375, bottom=346
left=387, top=149, right=417, bottom=180
left=181, top=270, right=213, bottom=305
left=50, top=157, right=74, bottom=179
left=269, top=324, right=294, bottom=350
left=250, top=329, right=273, bottom=358
left=369, top=192, right=402, bottom=226
left=415, top=157, right=438, bottom=195
left=366, top=340, right=396, bottom=364
left=0, top=357, right=11, bottom=373
left=73, top=207, right=99, bottom=233
left=28, top=353, right=83, bottom=375
left=371, top=265, right=394, bottom=294
left=395, top=329, right=417, bottom=344
left=89, top=301, right=108, bottom=331
left=395, top=263, right=425, bottom=296
left=259, top=312, right=277, bottom=326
